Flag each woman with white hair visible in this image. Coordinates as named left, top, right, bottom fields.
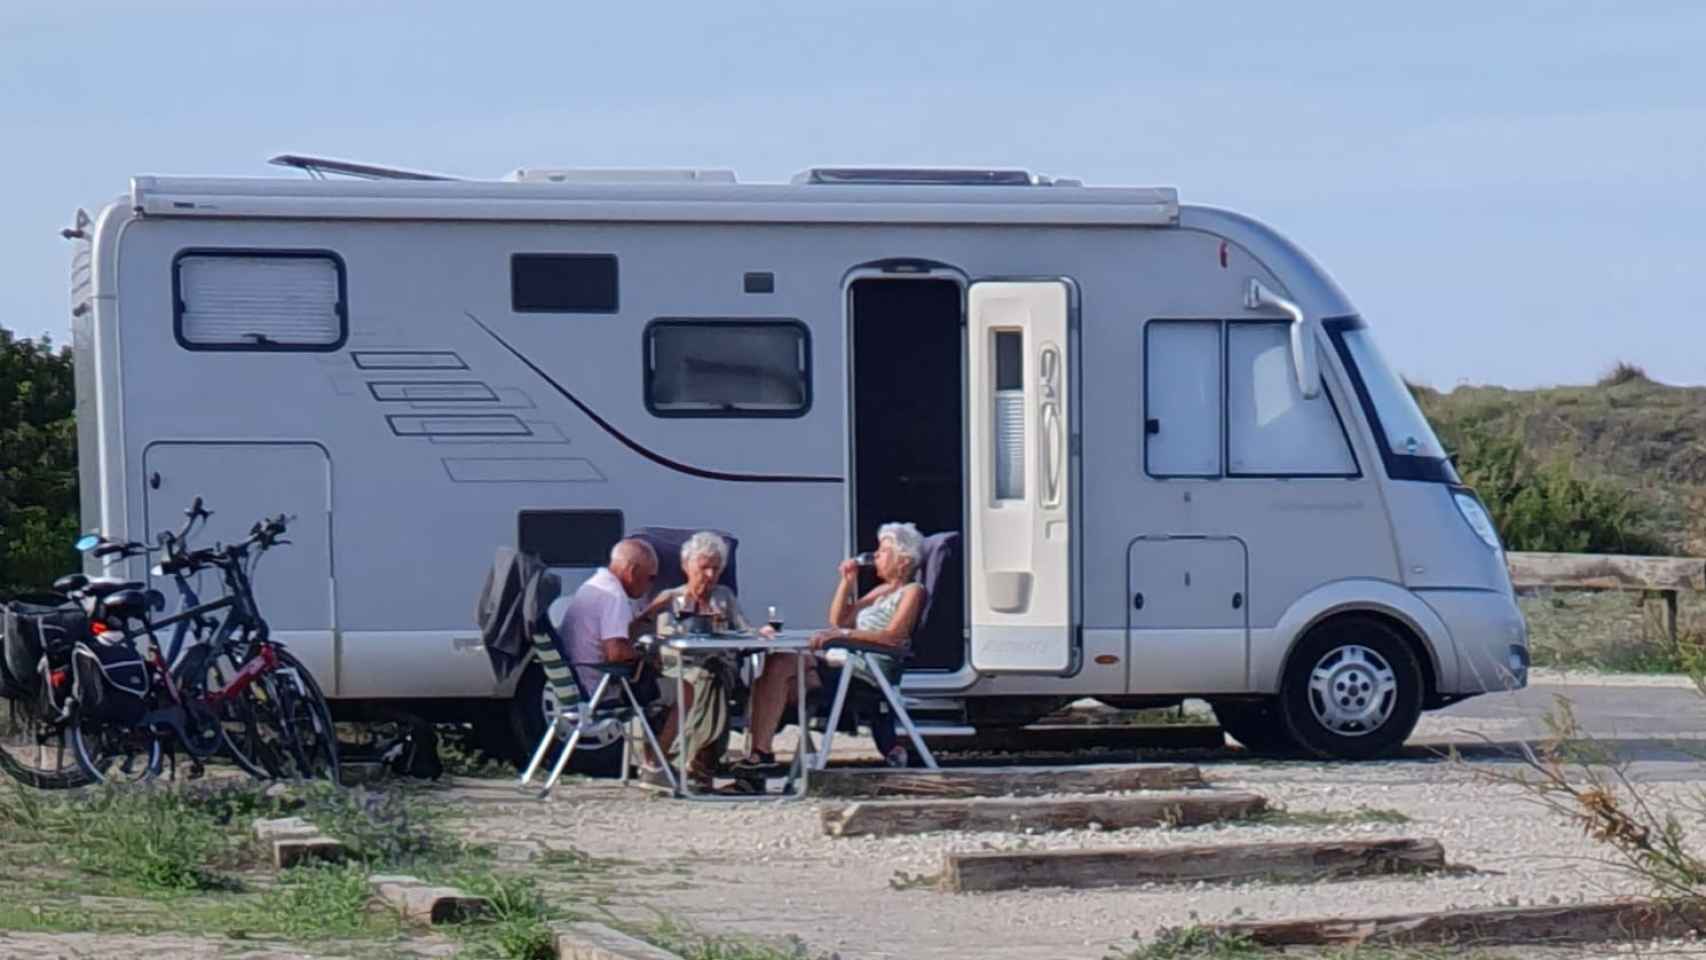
left=637, top=530, right=752, bottom=788
left=736, top=521, right=927, bottom=772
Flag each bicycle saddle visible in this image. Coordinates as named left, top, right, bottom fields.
left=103, top=588, right=163, bottom=622
left=52, top=573, right=90, bottom=594
left=85, top=578, right=144, bottom=599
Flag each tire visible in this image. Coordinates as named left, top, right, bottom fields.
left=509, top=662, right=624, bottom=779
left=0, top=699, right=95, bottom=790
left=1210, top=698, right=1298, bottom=756
left=69, top=711, right=162, bottom=784
left=1278, top=615, right=1424, bottom=761
left=240, top=647, right=340, bottom=783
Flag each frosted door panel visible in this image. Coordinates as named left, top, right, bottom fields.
left=1145, top=321, right=1220, bottom=477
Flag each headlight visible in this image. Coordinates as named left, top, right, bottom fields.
left=1453, top=491, right=1502, bottom=552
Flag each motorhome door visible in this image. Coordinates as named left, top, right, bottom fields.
left=966, top=280, right=1074, bottom=673
left=142, top=442, right=336, bottom=692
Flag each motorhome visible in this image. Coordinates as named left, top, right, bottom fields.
left=65, top=157, right=1529, bottom=761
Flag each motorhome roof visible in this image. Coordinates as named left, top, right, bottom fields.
left=129, top=170, right=1178, bottom=227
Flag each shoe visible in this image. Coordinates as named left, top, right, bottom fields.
left=883, top=745, right=909, bottom=769
left=636, top=765, right=676, bottom=790
left=728, top=751, right=776, bottom=773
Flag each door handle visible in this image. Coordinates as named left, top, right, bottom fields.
left=1145, top=418, right=1160, bottom=435
left=149, top=472, right=161, bottom=490
left=1133, top=593, right=1144, bottom=610
left=1232, top=592, right=1244, bottom=610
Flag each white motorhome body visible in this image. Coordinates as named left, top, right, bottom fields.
left=68, top=166, right=1528, bottom=759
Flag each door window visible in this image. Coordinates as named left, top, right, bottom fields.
left=1227, top=324, right=1357, bottom=476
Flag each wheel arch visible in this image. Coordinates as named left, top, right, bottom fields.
left=1254, top=579, right=1456, bottom=698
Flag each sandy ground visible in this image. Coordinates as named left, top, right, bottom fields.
left=433, top=703, right=1706, bottom=960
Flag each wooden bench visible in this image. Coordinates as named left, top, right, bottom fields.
left=1507, top=552, right=1706, bottom=645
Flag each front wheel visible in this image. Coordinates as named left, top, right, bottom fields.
left=1277, top=615, right=1424, bottom=761
left=241, top=648, right=340, bottom=783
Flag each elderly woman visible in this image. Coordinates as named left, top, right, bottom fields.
left=637, top=531, right=751, bottom=787
left=736, top=521, right=926, bottom=771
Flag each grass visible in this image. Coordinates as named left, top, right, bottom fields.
left=1521, top=590, right=1706, bottom=674
left=1245, top=805, right=1411, bottom=827
left=647, top=919, right=828, bottom=960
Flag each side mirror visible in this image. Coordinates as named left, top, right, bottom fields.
left=1246, top=279, right=1320, bottom=400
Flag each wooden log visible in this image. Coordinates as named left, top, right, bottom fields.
left=554, top=921, right=687, bottom=960
left=370, top=874, right=492, bottom=925
left=810, top=763, right=1205, bottom=799
left=1506, top=552, right=1706, bottom=593
left=1217, top=898, right=1706, bottom=947
left=927, top=725, right=1226, bottom=754
left=273, top=836, right=348, bottom=870
left=943, top=838, right=1445, bottom=892
left=821, top=790, right=1266, bottom=837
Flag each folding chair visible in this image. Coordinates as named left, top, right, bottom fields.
left=517, top=624, right=677, bottom=799
left=813, top=640, right=937, bottom=771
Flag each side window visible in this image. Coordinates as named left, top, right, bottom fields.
left=1144, top=320, right=1221, bottom=477
left=645, top=319, right=811, bottom=418
left=1227, top=324, right=1357, bottom=476
left=518, top=510, right=623, bottom=567
left=174, top=251, right=346, bottom=351
left=511, top=254, right=618, bottom=313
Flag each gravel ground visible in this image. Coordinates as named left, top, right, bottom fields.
left=438, top=708, right=1706, bottom=960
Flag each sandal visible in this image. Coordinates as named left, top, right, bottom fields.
left=728, top=751, right=776, bottom=773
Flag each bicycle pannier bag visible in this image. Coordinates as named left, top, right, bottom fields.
left=3, top=601, right=87, bottom=701
left=72, top=638, right=148, bottom=724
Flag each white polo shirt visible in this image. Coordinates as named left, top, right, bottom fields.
left=560, top=567, right=641, bottom=697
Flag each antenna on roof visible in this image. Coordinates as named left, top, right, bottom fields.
left=268, top=154, right=460, bottom=182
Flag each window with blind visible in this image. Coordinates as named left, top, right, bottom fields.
left=644, top=319, right=811, bottom=418
left=173, top=250, right=347, bottom=351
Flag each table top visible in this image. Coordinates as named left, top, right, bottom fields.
left=658, top=629, right=816, bottom=653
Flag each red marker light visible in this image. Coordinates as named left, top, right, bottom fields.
left=90, top=621, right=108, bottom=636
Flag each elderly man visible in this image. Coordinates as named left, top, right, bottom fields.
left=560, top=538, right=659, bottom=702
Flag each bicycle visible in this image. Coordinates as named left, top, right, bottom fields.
left=69, top=501, right=340, bottom=785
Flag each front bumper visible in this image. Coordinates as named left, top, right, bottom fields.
left=1417, top=588, right=1529, bottom=694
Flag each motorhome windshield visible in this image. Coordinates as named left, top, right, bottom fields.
left=1325, top=318, right=1456, bottom=483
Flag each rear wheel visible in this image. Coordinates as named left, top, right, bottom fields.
left=1210, top=698, right=1298, bottom=755
left=68, top=712, right=161, bottom=784
left=1278, top=615, right=1424, bottom=760
left=0, top=698, right=94, bottom=789
left=510, top=662, right=623, bottom=778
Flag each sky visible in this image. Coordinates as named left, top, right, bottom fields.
left=2, top=0, right=1701, bottom=390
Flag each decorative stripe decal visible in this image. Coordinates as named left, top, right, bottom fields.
left=467, top=313, right=842, bottom=485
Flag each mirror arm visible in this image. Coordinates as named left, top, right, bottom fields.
left=1245, top=279, right=1320, bottom=400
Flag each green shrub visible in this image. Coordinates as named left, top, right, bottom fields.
left=1444, top=424, right=1668, bottom=554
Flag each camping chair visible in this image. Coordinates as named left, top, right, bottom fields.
left=517, top=622, right=677, bottom=799
left=807, top=531, right=959, bottom=772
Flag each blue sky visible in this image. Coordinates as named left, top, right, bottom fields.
left=3, top=0, right=1701, bottom=389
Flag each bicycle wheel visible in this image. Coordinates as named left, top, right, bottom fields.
left=68, top=710, right=161, bottom=785
left=189, top=647, right=273, bottom=779
left=0, top=697, right=92, bottom=790
left=238, top=647, right=339, bottom=783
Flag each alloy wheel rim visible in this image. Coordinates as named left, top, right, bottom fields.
left=1307, top=643, right=1398, bottom=737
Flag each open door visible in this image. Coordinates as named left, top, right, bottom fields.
left=966, top=280, right=1074, bottom=673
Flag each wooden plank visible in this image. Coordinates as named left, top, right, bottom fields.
left=370, top=874, right=492, bottom=925
left=821, top=790, right=1266, bottom=837
left=943, top=838, right=1445, bottom=892
left=927, top=725, right=1226, bottom=754
left=252, top=817, right=317, bottom=842
left=1217, top=898, right=1706, bottom=947
left=554, top=921, right=687, bottom=960
left=810, top=763, right=1204, bottom=799
left=273, top=836, right=347, bottom=870
left=1507, top=552, right=1706, bottom=593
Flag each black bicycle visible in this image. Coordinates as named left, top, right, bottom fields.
left=66, top=501, right=339, bottom=784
